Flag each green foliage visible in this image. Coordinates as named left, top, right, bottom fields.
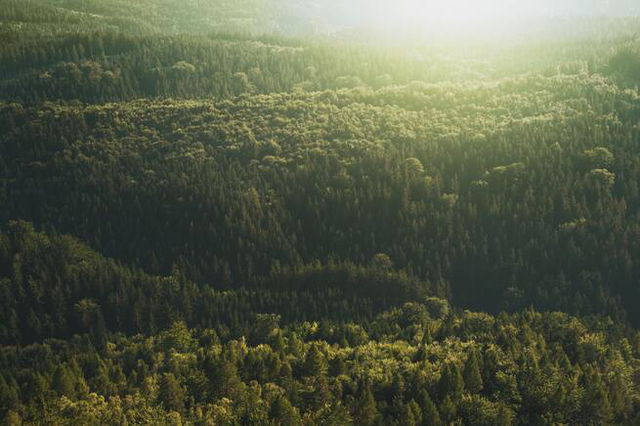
left=160, top=321, right=197, bottom=353
left=418, top=390, right=441, bottom=426
left=270, top=395, right=303, bottom=425
left=52, top=365, right=76, bottom=398
left=588, top=168, right=616, bottom=186
left=370, top=253, right=394, bottom=272
left=438, top=362, right=464, bottom=401
left=0, top=302, right=637, bottom=423
left=2, top=71, right=639, bottom=325
left=302, top=345, right=328, bottom=377
left=463, top=350, right=484, bottom=393
left=158, top=373, right=186, bottom=412
left=607, top=43, right=640, bottom=86
left=354, top=384, right=380, bottom=426
left=1, top=2, right=640, bottom=423
left=582, top=147, right=615, bottom=169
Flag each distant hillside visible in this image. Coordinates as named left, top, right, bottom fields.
left=0, top=0, right=282, bottom=35
left=2, top=75, right=639, bottom=324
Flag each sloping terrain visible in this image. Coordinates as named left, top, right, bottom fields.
left=1, top=0, right=640, bottom=424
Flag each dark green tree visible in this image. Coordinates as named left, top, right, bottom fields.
left=158, top=373, right=185, bottom=412
left=463, top=351, right=484, bottom=393
left=354, top=383, right=380, bottom=426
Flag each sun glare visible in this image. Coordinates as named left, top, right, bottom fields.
left=399, top=0, right=506, bottom=20
left=366, top=0, right=544, bottom=35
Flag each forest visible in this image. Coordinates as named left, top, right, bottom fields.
left=1, top=0, right=640, bottom=424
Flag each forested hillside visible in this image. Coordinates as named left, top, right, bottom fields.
left=1, top=223, right=639, bottom=424
left=3, top=74, right=640, bottom=323
left=1, top=0, right=640, bottom=424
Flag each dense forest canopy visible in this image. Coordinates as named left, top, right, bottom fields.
left=1, top=0, right=640, bottom=424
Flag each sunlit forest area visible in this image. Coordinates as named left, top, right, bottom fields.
left=1, top=0, right=640, bottom=424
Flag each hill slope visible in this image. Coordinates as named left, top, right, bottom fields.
left=2, top=0, right=640, bottom=423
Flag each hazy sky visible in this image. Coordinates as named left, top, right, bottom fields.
left=282, top=0, right=639, bottom=37
left=292, top=0, right=640, bottom=24
left=336, top=0, right=639, bottom=20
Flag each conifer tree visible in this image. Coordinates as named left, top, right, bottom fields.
left=354, top=383, right=380, bottom=426
left=463, top=350, right=484, bottom=393
left=438, top=363, right=464, bottom=401
left=269, top=395, right=302, bottom=426
left=418, top=390, right=441, bottom=426
left=159, top=373, right=185, bottom=413
left=51, top=365, right=75, bottom=397
left=302, top=345, right=328, bottom=377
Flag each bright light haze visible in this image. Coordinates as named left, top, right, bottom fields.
left=298, top=0, right=640, bottom=37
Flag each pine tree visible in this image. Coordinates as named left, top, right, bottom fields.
left=418, top=390, right=441, bottom=426
left=581, top=369, right=613, bottom=424
left=439, top=395, right=457, bottom=424
left=354, top=383, right=380, bottom=426
left=51, top=365, right=75, bottom=397
left=438, top=363, right=463, bottom=401
left=463, top=350, right=483, bottom=393
left=302, top=345, right=328, bottom=377
left=414, top=344, right=428, bottom=362
left=3, top=410, right=22, bottom=426
left=495, top=404, right=515, bottom=426
left=390, top=372, right=406, bottom=401
left=407, top=400, right=422, bottom=426
left=398, top=404, right=418, bottom=426
left=158, top=373, right=185, bottom=412
left=329, top=357, right=347, bottom=376
left=309, top=375, right=332, bottom=411
left=269, top=395, right=302, bottom=426
left=0, top=376, right=19, bottom=412
left=314, top=402, right=353, bottom=425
